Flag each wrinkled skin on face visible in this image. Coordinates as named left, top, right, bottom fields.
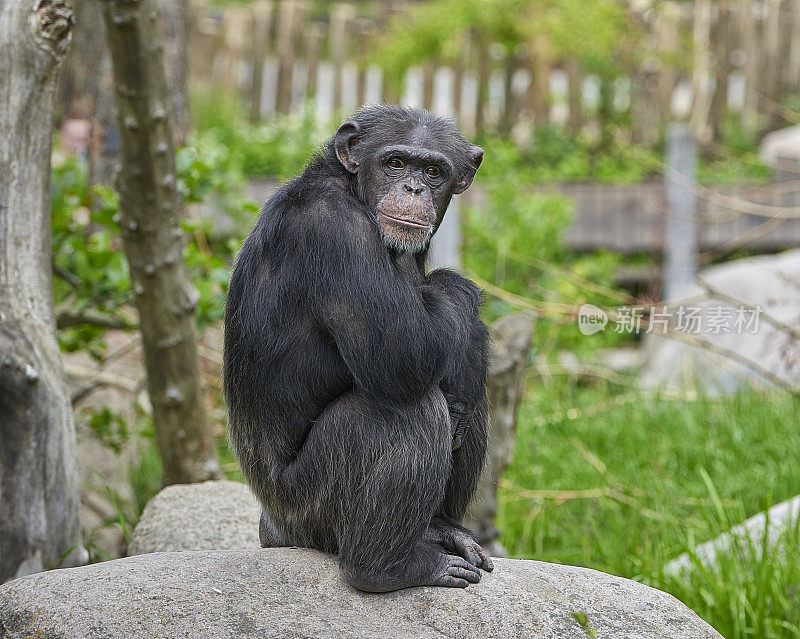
left=334, top=117, right=483, bottom=254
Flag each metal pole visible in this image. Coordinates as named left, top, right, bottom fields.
left=663, top=123, right=698, bottom=300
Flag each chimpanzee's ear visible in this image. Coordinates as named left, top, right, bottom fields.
left=453, top=145, right=484, bottom=194
left=334, top=121, right=362, bottom=173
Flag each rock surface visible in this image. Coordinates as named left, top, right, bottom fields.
left=642, top=249, right=800, bottom=394
left=128, top=480, right=261, bottom=555
left=0, top=548, right=722, bottom=639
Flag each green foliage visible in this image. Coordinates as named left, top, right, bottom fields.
left=86, top=408, right=130, bottom=455
left=128, top=420, right=164, bottom=520
left=499, top=379, right=800, bottom=636
left=51, top=131, right=256, bottom=352
left=462, top=136, right=624, bottom=354
left=520, top=126, right=660, bottom=183
left=370, top=0, right=642, bottom=109
left=51, top=154, right=131, bottom=357
left=193, top=94, right=329, bottom=178
left=697, top=113, right=772, bottom=185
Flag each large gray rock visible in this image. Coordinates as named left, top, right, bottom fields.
left=0, top=548, right=722, bottom=638
left=128, top=480, right=261, bottom=555
left=643, top=249, right=800, bottom=393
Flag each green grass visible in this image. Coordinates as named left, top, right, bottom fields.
left=498, top=379, right=800, bottom=638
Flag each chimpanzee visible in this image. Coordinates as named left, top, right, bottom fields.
left=223, top=105, right=492, bottom=592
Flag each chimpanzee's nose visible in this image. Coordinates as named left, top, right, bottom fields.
left=404, top=183, right=425, bottom=195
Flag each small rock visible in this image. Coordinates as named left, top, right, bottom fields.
left=128, top=480, right=261, bottom=555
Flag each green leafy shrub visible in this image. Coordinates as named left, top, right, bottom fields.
left=51, top=132, right=257, bottom=348
left=463, top=137, right=624, bottom=354
left=193, top=94, right=329, bottom=179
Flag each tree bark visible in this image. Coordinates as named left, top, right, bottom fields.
left=0, top=0, right=86, bottom=583
left=100, top=0, right=220, bottom=485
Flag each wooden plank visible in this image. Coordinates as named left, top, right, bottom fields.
left=355, top=19, right=371, bottom=109
left=565, top=58, right=582, bottom=135
left=740, top=0, right=759, bottom=133
left=690, top=0, right=713, bottom=144
left=222, top=7, right=252, bottom=96
left=276, top=0, right=307, bottom=114
left=330, top=3, right=356, bottom=113
left=249, top=1, right=273, bottom=123
left=422, top=62, right=435, bottom=111
left=304, top=21, right=324, bottom=104
left=451, top=34, right=467, bottom=125
left=474, top=38, right=489, bottom=131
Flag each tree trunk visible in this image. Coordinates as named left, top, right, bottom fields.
left=100, top=0, right=220, bottom=485
left=0, top=0, right=86, bottom=583
left=464, top=314, right=534, bottom=556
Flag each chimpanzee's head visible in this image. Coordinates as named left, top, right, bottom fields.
left=333, top=105, right=483, bottom=254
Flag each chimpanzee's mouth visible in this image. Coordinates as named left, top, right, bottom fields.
left=380, top=212, right=431, bottom=230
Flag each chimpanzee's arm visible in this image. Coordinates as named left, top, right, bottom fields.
left=296, top=203, right=477, bottom=406
left=425, top=270, right=490, bottom=448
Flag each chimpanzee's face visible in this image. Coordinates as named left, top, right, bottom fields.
left=362, top=144, right=455, bottom=253
left=334, top=116, right=483, bottom=254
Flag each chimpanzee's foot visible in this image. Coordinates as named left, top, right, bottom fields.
left=340, top=541, right=482, bottom=592
left=425, top=518, right=495, bottom=572
left=427, top=547, right=483, bottom=588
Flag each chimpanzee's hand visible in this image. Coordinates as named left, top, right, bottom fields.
left=426, top=268, right=481, bottom=304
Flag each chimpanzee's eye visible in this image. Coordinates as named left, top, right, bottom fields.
left=424, top=166, right=441, bottom=178
left=387, top=157, right=405, bottom=170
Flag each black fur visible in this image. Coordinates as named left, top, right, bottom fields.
left=223, top=105, right=492, bottom=592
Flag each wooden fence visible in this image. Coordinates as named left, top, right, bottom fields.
left=188, top=0, right=800, bottom=139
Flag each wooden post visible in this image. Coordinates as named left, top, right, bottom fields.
left=422, top=62, right=436, bottom=111
left=187, top=0, right=217, bottom=96
left=631, top=66, right=659, bottom=146
left=740, top=0, right=759, bottom=134
left=787, top=0, right=800, bottom=94
left=276, top=0, right=306, bottom=115
left=330, top=4, right=355, bottom=113
left=656, top=2, right=681, bottom=125
left=690, top=0, right=714, bottom=145
left=475, top=37, right=490, bottom=131
left=222, top=8, right=252, bottom=96
left=305, top=21, right=324, bottom=104
left=664, top=124, right=698, bottom=300
left=565, top=58, right=582, bottom=135
left=249, top=1, right=273, bottom=124
left=464, top=314, right=534, bottom=556
left=761, top=0, right=781, bottom=99
left=525, top=36, right=550, bottom=128
left=452, top=35, right=467, bottom=126
left=500, top=50, right=519, bottom=135
left=707, top=3, right=733, bottom=143
left=355, top=19, right=371, bottom=109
